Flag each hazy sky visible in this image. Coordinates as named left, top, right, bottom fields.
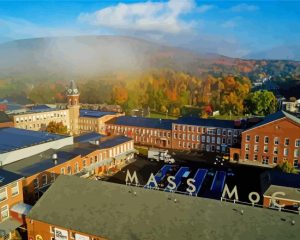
left=0, top=0, right=299, bottom=58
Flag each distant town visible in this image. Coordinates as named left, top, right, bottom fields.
left=0, top=79, right=300, bottom=240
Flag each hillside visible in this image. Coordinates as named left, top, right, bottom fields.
left=0, top=35, right=300, bottom=102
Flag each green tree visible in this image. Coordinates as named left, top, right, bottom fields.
left=244, top=90, right=277, bottom=116
left=46, top=121, right=68, bottom=135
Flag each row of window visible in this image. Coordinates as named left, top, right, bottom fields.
left=108, top=126, right=171, bottom=138
left=15, top=111, right=67, bottom=123
left=244, top=154, right=299, bottom=167
left=0, top=182, right=19, bottom=202
left=79, top=119, right=98, bottom=124
left=173, top=125, right=241, bottom=136
left=178, top=142, right=224, bottom=152
left=246, top=135, right=300, bottom=147
left=245, top=144, right=300, bottom=157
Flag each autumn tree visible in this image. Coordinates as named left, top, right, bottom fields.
left=244, top=90, right=277, bottom=116
left=46, top=121, right=68, bottom=135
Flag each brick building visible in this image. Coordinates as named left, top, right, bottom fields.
left=230, top=111, right=300, bottom=168
left=8, top=80, right=122, bottom=136
left=2, top=135, right=135, bottom=204
left=172, top=117, right=243, bottom=153
left=263, top=185, right=300, bottom=210
left=0, top=169, right=27, bottom=240
left=79, top=110, right=123, bottom=135
left=105, top=116, right=173, bottom=148
left=26, top=175, right=300, bottom=240
left=106, top=116, right=243, bottom=153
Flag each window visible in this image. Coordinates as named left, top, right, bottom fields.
left=42, top=174, right=47, bottom=186
left=255, top=135, right=259, bottom=143
left=50, top=226, right=55, bottom=233
left=75, top=163, right=79, bottom=173
left=296, top=139, right=300, bottom=147
left=294, top=159, right=299, bottom=168
left=11, top=182, right=19, bottom=196
left=61, top=168, right=65, bottom=175
left=0, top=188, right=7, bottom=202
left=201, top=136, right=205, bottom=143
left=217, top=137, right=221, bottom=144
left=284, top=148, right=288, bottom=156
left=245, top=144, right=249, bottom=151
left=70, top=232, right=76, bottom=239
left=285, top=138, right=290, bottom=146
left=262, top=156, right=269, bottom=165
left=245, top=153, right=249, bottom=160
left=273, top=147, right=278, bottom=155
left=51, top=172, right=55, bottom=183
left=246, top=135, right=250, bottom=142
left=83, top=160, right=86, bottom=167
left=1, top=205, right=9, bottom=220
left=202, top=128, right=206, bottom=134
left=254, top=155, right=258, bottom=161
left=274, top=137, right=279, bottom=145
left=222, top=130, right=227, bottom=136
left=217, top=129, right=221, bottom=135
left=294, top=149, right=299, bottom=158
left=254, top=145, right=259, bottom=153
left=227, top=138, right=232, bottom=145
left=67, top=166, right=72, bottom=175
left=264, top=136, right=269, bottom=144
left=33, top=178, right=39, bottom=189
left=206, top=136, right=210, bottom=143
left=264, top=146, right=268, bottom=153
left=273, top=156, right=278, bottom=164
left=228, top=130, right=232, bottom=136
left=211, top=137, right=215, bottom=144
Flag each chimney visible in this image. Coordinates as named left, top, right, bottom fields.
left=52, top=153, right=58, bottom=165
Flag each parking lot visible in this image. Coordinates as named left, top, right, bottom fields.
left=106, top=152, right=268, bottom=203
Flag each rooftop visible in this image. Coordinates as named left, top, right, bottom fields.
left=175, top=117, right=240, bottom=129
left=98, top=136, right=132, bottom=149
left=79, top=110, right=117, bottom=118
left=0, top=111, right=11, bottom=123
left=107, top=116, right=174, bottom=130
left=0, top=169, right=23, bottom=187
left=264, top=185, right=300, bottom=202
left=2, top=143, right=98, bottom=177
left=0, top=128, right=67, bottom=154
left=28, top=175, right=300, bottom=240
left=74, top=132, right=105, bottom=143
left=245, top=111, right=300, bottom=132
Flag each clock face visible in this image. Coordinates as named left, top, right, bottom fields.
left=68, top=89, right=72, bottom=94
left=74, top=89, right=78, bottom=94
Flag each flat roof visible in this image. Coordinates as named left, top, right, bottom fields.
left=74, top=132, right=105, bottom=143
left=0, top=169, right=23, bottom=187
left=27, top=175, right=300, bottom=240
left=175, top=117, right=240, bottom=129
left=2, top=143, right=98, bottom=177
left=0, top=111, right=11, bottom=123
left=98, top=136, right=132, bottom=149
left=0, top=128, right=67, bottom=153
left=264, top=185, right=300, bottom=202
left=107, top=116, right=174, bottom=130
left=80, top=110, right=117, bottom=118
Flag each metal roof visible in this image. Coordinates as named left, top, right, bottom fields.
left=0, top=168, right=23, bottom=187
left=79, top=110, right=117, bottom=118
left=107, top=116, right=174, bottom=130
left=0, top=111, right=11, bottom=123
left=2, top=143, right=98, bottom=176
left=98, top=136, right=132, bottom=149
left=27, top=175, right=300, bottom=240
left=174, top=117, right=239, bottom=129
left=74, top=132, right=105, bottom=143
left=0, top=128, right=67, bottom=153
left=244, top=111, right=300, bottom=132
